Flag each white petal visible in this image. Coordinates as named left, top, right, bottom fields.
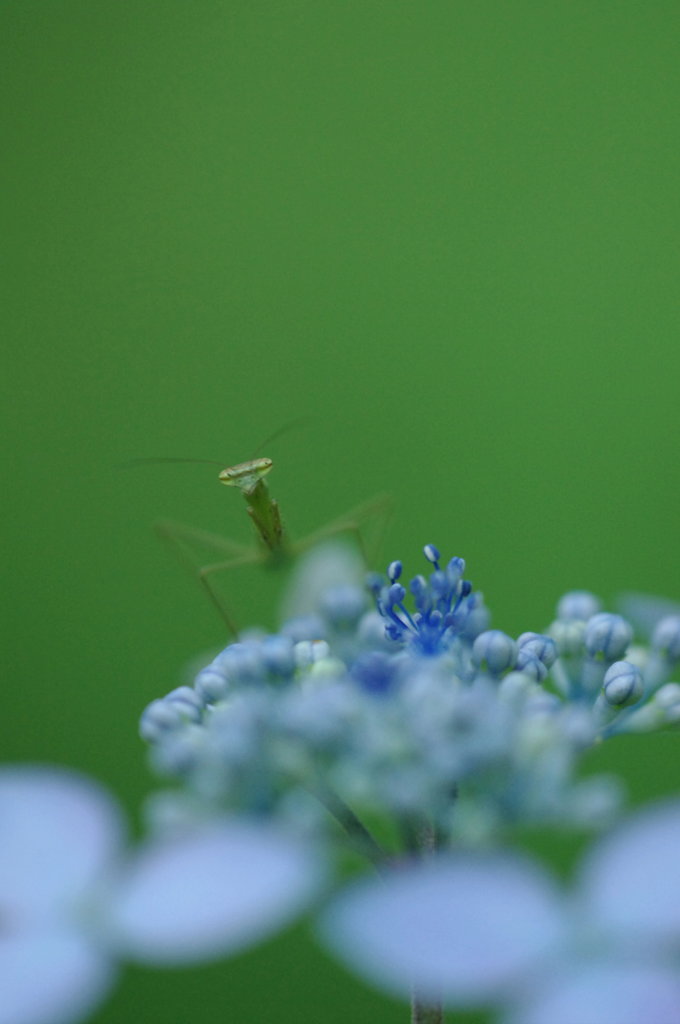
left=505, top=962, right=680, bottom=1024
left=578, top=799, right=680, bottom=942
left=0, top=927, right=115, bottom=1024
left=0, top=766, right=125, bottom=920
left=280, top=540, right=365, bottom=621
left=318, top=852, right=566, bottom=1005
left=108, top=820, right=324, bottom=964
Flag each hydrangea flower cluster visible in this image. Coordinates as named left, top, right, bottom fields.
left=7, top=546, right=680, bottom=1024
left=140, top=546, right=680, bottom=852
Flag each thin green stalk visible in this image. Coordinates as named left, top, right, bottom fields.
left=410, top=821, right=445, bottom=1024
left=309, top=780, right=388, bottom=868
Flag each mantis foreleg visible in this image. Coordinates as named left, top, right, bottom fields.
left=293, top=494, right=393, bottom=567
left=154, top=519, right=260, bottom=634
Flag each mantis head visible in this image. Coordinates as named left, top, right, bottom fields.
left=218, top=457, right=273, bottom=496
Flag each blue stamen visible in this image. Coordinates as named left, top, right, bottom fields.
left=387, top=560, right=403, bottom=583
left=370, top=548, right=484, bottom=656
left=423, top=544, right=440, bottom=567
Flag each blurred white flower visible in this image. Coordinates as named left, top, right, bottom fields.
left=0, top=765, right=323, bottom=1024
left=279, top=539, right=366, bottom=623
left=318, top=798, right=680, bottom=1024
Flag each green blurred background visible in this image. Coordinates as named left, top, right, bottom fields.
left=3, top=2, right=680, bottom=1021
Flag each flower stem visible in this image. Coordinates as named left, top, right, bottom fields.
left=410, top=822, right=445, bottom=1023
left=309, top=780, right=388, bottom=867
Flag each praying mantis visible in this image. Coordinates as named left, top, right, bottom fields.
left=130, top=436, right=392, bottom=636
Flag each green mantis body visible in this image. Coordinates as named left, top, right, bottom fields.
left=219, top=457, right=285, bottom=557
left=151, top=455, right=391, bottom=635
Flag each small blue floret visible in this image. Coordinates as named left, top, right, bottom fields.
left=370, top=547, right=482, bottom=656
left=584, top=613, right=633, bottom=661
left=423, top=544, right=440, bottom=565
left=472, top=630, right=517, bottom=675
left=351, top=651, right=397, bottom=694
left=603, top=661, right=644, bottom=707
left=518, top=633, right=558, bottom=670
left=557, top=591, right=602, bottom=622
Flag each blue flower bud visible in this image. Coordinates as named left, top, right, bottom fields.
left=261, top=635, right=296, bottom=677
left=409, top=574, right=427, bottom=597
left=584, top=613, right=632, bottom=661
left=652, top=616, right=680, bottom=662
left=602, top=660, right=644, bottom=707
left=446, top=556, right=465, bottom=580
left=139, top=697, right=199, bottom=742
left=458, top=598, right=491, bottom=641
left=517, top=631, right=540, bottom=646
left=217, top=642, right=265, bottom=684
left=423, top=544, right=440, bottom=565
left=166, top=686, right=203, bottom=711
left=515, top=649, right=548, bottom=682
left=194, top=665, right=229, bottom=704
left=557, top=591, right=602, bottom=621
left=517, top=633, right=558, bottom=669
left=351, top=651, right=396, bottom=694
left=409, top=575, right=431, bottom=615
left=387, top=583, right=406, bottom=607
left=387, top=561, right=402, bottom=582
left=471, top=630, right=517, bottom=674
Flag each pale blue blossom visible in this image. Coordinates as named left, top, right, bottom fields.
left=0, top=765, right=322, bottom=1024
left=135, top=550, right=680, bottom=1019
left=9, top=552, right=680, bottom=1024
left=318, top=799, right=680, bottom=1024
left=0, top=767, right=120, bottom=1024
left=145, top=548, right=665, bottom=846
